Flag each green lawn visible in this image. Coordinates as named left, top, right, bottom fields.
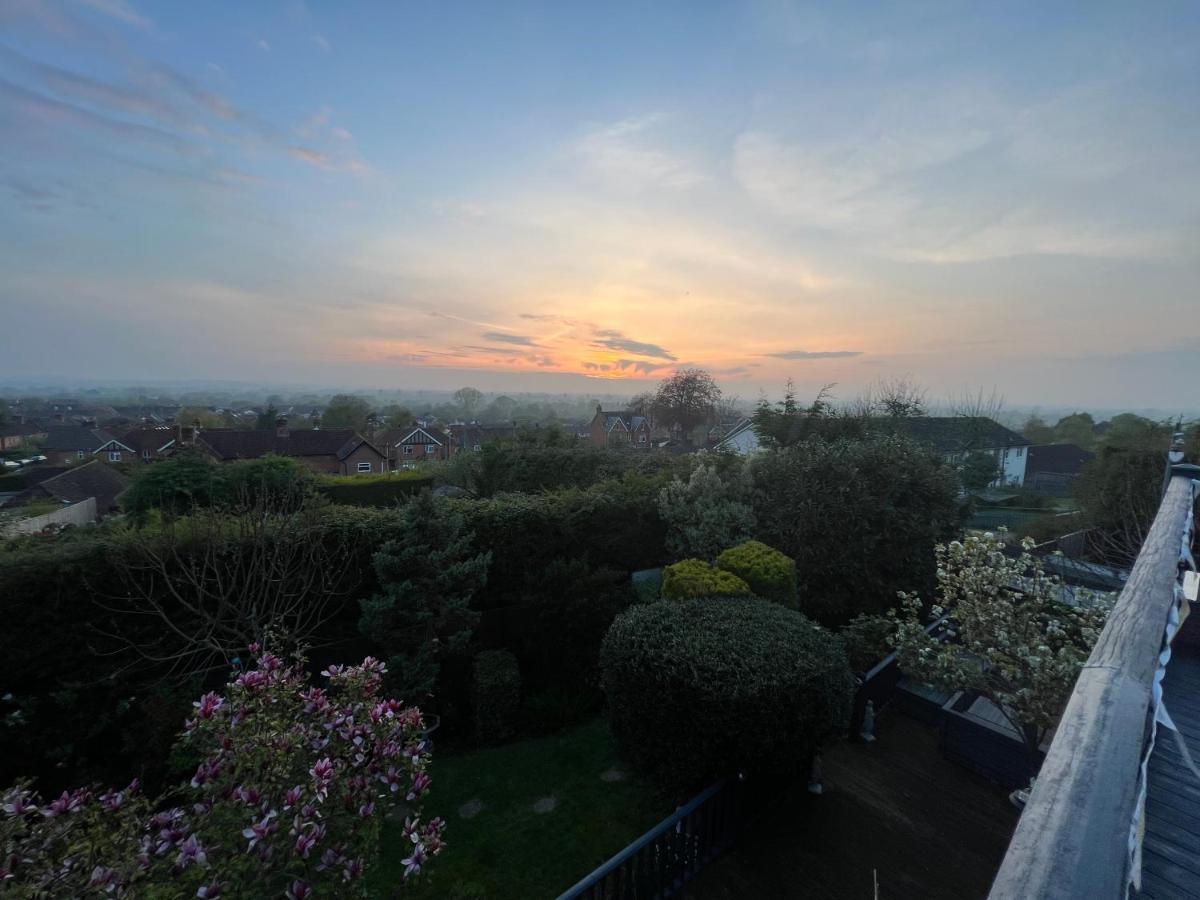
left=368, top=718, right=663, bottom=899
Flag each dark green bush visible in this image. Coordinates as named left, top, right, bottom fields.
left=472, top=649, right=522, bottom=745
left=751, top=435, right=962, bottom=625
left=715, top=540, right=797, bottom=607
left=839, top=614, right=896, bottom=674
left=631, top=568, right=664, bottom=604
left=600, top=597, right=854, bottom=796
left=661, top=559, right=752, bottom=600
left=316, top=472, right=433, bottom=507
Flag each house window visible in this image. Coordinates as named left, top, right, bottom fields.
left=357, top=461, right=372, bottom=473
left=638, top=434, right=647, bottom=443
left=76, top=450, right=85, bottom=459
left=142, top=450, right=151, bottom=460
left=1015, top=447, right=1023, bottom=457
left=425, top=445, right=435, bottom=455
left=473, top=444, right=481, bottom=451
left=108, top=451, right=121, bottom=462
left=402, top=445, right=414, bottom=456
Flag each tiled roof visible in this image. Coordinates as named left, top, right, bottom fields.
left=196, top=429, right=381, bottom=461
left=16, top=460, right=130, bottom=512
left=0, top=422, right=47, bottom=438
left=1026, top=443, right=1094, bottom=476
left=888, top=417, right=1031, bottom=452
left=41, top=426, right=116, bottom=451
left=118, top=427, right=177, bottom=454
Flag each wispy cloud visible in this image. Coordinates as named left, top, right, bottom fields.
left=576, top=115, right=705, bottom=190
left=481, top=331, right=539, bottom=346
left=593, top=329, right=677, bottom=360
left=256, top=38, right=271, bottom=52
left=78, top=0, right=149, bottom=28
left=311, top=34, right=331, bottom=52
left=766, top=349, right=863, bottom=360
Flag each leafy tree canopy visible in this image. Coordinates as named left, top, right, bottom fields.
left=322, top=394, right=373, bottom=431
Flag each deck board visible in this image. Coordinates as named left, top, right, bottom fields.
left=1139, top=644, right=1200, bottom=894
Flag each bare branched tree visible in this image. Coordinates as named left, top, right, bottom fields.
left=99, top=484, right=357, bottom=677
left=851, top=376, right=928, bottom=418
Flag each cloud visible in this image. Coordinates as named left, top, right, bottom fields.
left=593, top=330, right=677, bottom=360
left=576, top=115, right=705, bottom=190
left=615, top=359, right=666, bottom=374
left=766, top=350, right=863, bottom=360
left=481, top=331, right=538, bottom=346
left=312, top=34, right=330, bottom=52
left=257, top=38, right=271, bottom=52
left=288, top=146, right=367, bottom=174
left=78, top=0, right=149, bottom=28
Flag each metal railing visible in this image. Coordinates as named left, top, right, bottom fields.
left=556, top=777, right=745, bottom=900
left=989, top=465, right=1199, bottom=899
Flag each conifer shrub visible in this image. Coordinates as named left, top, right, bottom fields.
left=661, top=559, right=752, bottom=600
left=599, top=597, right=854, bottom=796
left=715, top=540, right=798, bottom=608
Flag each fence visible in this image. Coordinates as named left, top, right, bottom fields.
left=557, top=777, right=745, bottom=899
left=989, top=468, right=1198, bottom=898
left=1, top=498, right=96, bottom=536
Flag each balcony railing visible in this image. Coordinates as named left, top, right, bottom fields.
left=988, top=465, right=1198, bottom=899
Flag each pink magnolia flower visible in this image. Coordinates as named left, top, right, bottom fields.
left=285, top=879, right=313, bottom=899
left=401, top=842, right=427, bottom=876
left=193, top=692, right=224, bottom=720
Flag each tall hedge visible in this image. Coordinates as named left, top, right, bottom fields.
left=750, top=435, right=962, bottom=625
left=600, top=597, right=854, bottom=796
left=316, top=473, right=433, bottom=507
left=472, top=649, right=522, bottom=745
left=715, top=541, right=797, bottom=607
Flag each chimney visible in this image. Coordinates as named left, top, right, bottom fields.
left=310, top=409, right=321, bottom=431
left=276, top=414, right=289, bottom=438
left=596, top=403, right=603, bottom=415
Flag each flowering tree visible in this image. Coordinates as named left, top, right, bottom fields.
left=1, top=651, right=443, bottom=897
left=892, top=532, right=1110, bottom=770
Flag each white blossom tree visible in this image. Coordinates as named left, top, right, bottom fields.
left=892, top=532, right=1111, bottom=771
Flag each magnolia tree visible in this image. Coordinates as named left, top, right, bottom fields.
left=892, top=532, right=1111, bottom=771
left=0, top=651, right=443, bottom=897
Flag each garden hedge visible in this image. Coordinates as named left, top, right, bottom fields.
left=472, top=649, right=522, bottom=745
left=600, top=597, right=854, bottom=796
left=316, top=473, right=434, bottom=507
left=715, top=540, right=797, bottom=607
left=661, top=559, right=752, bottom=601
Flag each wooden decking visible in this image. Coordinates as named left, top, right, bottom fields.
left=688, top=712, right=1018, bottom=899
left=1139, top=643, right=1200, bottom=899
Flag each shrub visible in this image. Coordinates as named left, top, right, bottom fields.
left=750, top=435, right=962, bottom=625
left=661, top=559, right=752, bottom=600
left=316, top=471, right=433, bottom=507
left=600, top=597, right=854, bottom=796
left=657, top=460, right=755, bottom=561
left=839, top=614, right=896, bottom=674
left=472, top=650, right=522, bottom=745
left=0, top=650, right=443, bottom=896
left=715, top=540, right=797, bottom=607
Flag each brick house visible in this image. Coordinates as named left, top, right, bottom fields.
left=0, top=421, right=48, bottom=450
left=587, top=406, right=652, bottom=450
left=378, top=425, right=450, bottom=469
left=40, top=425, right=135, bottom=466
left=114, top=426, right=178, bottom=462
left=194, top=416, right=386, bottom=475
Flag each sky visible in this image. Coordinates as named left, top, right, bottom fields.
left=1, top=1, right=1198, bottom=408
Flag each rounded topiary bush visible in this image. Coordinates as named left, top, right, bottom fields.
left=661, top=558, right=752, bottom=600
left=715, top=540, right=798, bottom=608
left=600, top=597, right=854, bottom=796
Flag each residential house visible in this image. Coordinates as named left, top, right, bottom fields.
left=446, top=423, right=516, bottom=456
left=115, top=426, right=178, bottom=463
left=715, top=418, right=764, bottom=455
left=40, top=425, right=132, bottom=466
left=891, top=417, right=1031, bottom=487
left=6, top=460, right=130, bottom=519
left=587, top=406, right=652, bottom=450
left=378, top=425, right=451, bottom=469
left=1024, top=443, right=1094, bottom=496
left=0, top=421, right=47, bottom=450
left=194, top=416, right=386, bottom=475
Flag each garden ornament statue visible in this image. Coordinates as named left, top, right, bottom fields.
left=860, top=700, right=877, bottom=742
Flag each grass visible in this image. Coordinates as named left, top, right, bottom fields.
left=368, top=718, right=663, bottom=899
